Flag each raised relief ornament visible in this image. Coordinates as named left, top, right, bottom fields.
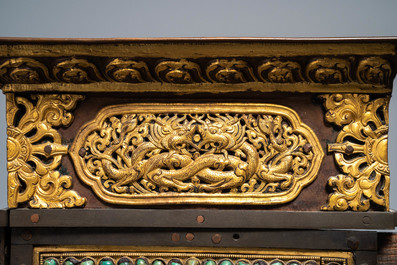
left=70, top=103, right=324, bottom=206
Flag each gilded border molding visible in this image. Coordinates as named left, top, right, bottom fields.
left=33, top=246, right=354, bottom=265
left=321, top=94, right=390, bottom=211
left=0, top=56, right=392, bottom=89
left=70, top=103, right=323, bottom=206
left=6, top=94, right=86, bottom=208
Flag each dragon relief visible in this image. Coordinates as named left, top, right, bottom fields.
left=70, top=104, right=323, bottom=206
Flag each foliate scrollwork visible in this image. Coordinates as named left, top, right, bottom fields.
left=53, top=58, right=105, bottom=83
left=7, top=94, right=86, bottom=208
left=306, top=58, right=351, bottom=84
left=105, top=58, right=153, bottom=82
left=206, top=59, right=257, bottom=83
left=321, top=94, right=390, bottom=211
left=0, top=58, right=51, bottom=83
left=70, top=103, right=323, bottom=206
left=357, top=57, right=391, bottom=85
left=155, top=59, right=206, bottom=83
left=258, top=60, right=303, bottom=83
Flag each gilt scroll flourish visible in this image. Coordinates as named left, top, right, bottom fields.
left=321, top=94, right=390, bottom=211
left=105, top=59, right=153, bottom=83
left=357, top=57, right=392, bottom=85
left=307, top=58, right=351, bottom=84
left=258, top=60, right=303, bottom=83
left=206, top=59, right=257, bottom=83
left=7, top=94, right=86, bottom=208
left=155, top=59, right=206, bottom=83
left=53, top=58, right=105, bottom=83
left=0, top=58, right=51, bottom=83
left=70, top=104, right=323, bottom=206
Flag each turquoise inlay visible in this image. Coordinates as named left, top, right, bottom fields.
left=152, top=260, right=164, bottom=265
left=219, top=261, right=233, bottom=265
left=204, top=260, right=216, bottom=265
left=99, top=260, right=114, bottom=265
left=186, top=258, right=200, bottom=265
left=81, top=260, right=95, bottom=265
left=44, top=259, right=57, bottom=265
left=137, top=259, right=148, bottom=265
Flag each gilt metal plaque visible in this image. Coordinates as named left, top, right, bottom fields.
left=70, top=103, right=323, bottom=206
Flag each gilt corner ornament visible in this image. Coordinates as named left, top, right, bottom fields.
left=321, top=93, right=390, bottom=211
left=70, top=103, right=324, bottom=206
left=6, top=93, right=86, bottom=208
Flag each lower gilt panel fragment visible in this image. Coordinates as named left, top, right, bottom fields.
left=70, top=103, right=323, bottom=206
left=34, top=247, right=353, bottom=265
left=321, top=94, right=390, bottom=211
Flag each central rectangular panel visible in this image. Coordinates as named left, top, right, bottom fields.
left=70, top=103, right=323, bottom=206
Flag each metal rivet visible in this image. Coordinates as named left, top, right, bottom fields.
left=171, top=233, right=180, bottom=242
left=30, top=213, right=40, bottom=223
left=303, top=143, right=312, bottom=154
left=345, top=145, right=354, bottom=154
left=21, top=230, right=32, bottom=241
left=197, top=215, right=205, bottom=223
left=186, top=233, right=195, bottom=241
left=44, top=145, right=52, bottom=154
left=362, top=216, right=371, bottom=225
left=79, top=148, right=87, bottom=157
left=347, top=236, right=360, bottom=250
left=212, top=233, right=222, bottom=244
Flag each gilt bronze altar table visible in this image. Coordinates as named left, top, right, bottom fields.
left=1, top=38, right=397, bottom=265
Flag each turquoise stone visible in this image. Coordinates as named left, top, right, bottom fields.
left=152, top=260, right=164, bottom=265
left=237, top=261, right=249, bottom=265
left=81, top=260, right=95, bottom=265
left=44, top=259, right=58, bottom=265
left=288, top=263, right=299, bottom=265
left=170, top=261, right=181, bottom=265
left=220, top=261, right=232, bottom=265
left=119, top=262, right=132, bottom=265
left=186, top=258, right=200, bottom=265
left=99, top=260, right=114, bottom=265
left=137, top=259, right=148, bottom=265
left=204, top=260, right=216, bottom=265
left=270, top=262, right=283, bottom=265
left=63, top=261, right=74, bottom=265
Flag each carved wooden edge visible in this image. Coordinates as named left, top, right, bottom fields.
left=378, top=233, right=397, bottom=264
left=0, top=38, right=396, bottom=93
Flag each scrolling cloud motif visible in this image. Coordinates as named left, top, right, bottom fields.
left=357, top=57, right=391, bottom=85
left=155, top=59, right=206, bottom=83
left=53, top=58, right=104, bottom=83
left=206, top=59, right=257, bottom=83
left=306, top=58, right=351, bottom=84
left=258, top=60, right=303, bottom=83
left=105, top=59, right=153, bottom=83
left=0, top=58, right=51, bottom=83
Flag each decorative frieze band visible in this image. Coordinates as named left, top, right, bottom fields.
left=0, top=56, right=392, bottom=87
